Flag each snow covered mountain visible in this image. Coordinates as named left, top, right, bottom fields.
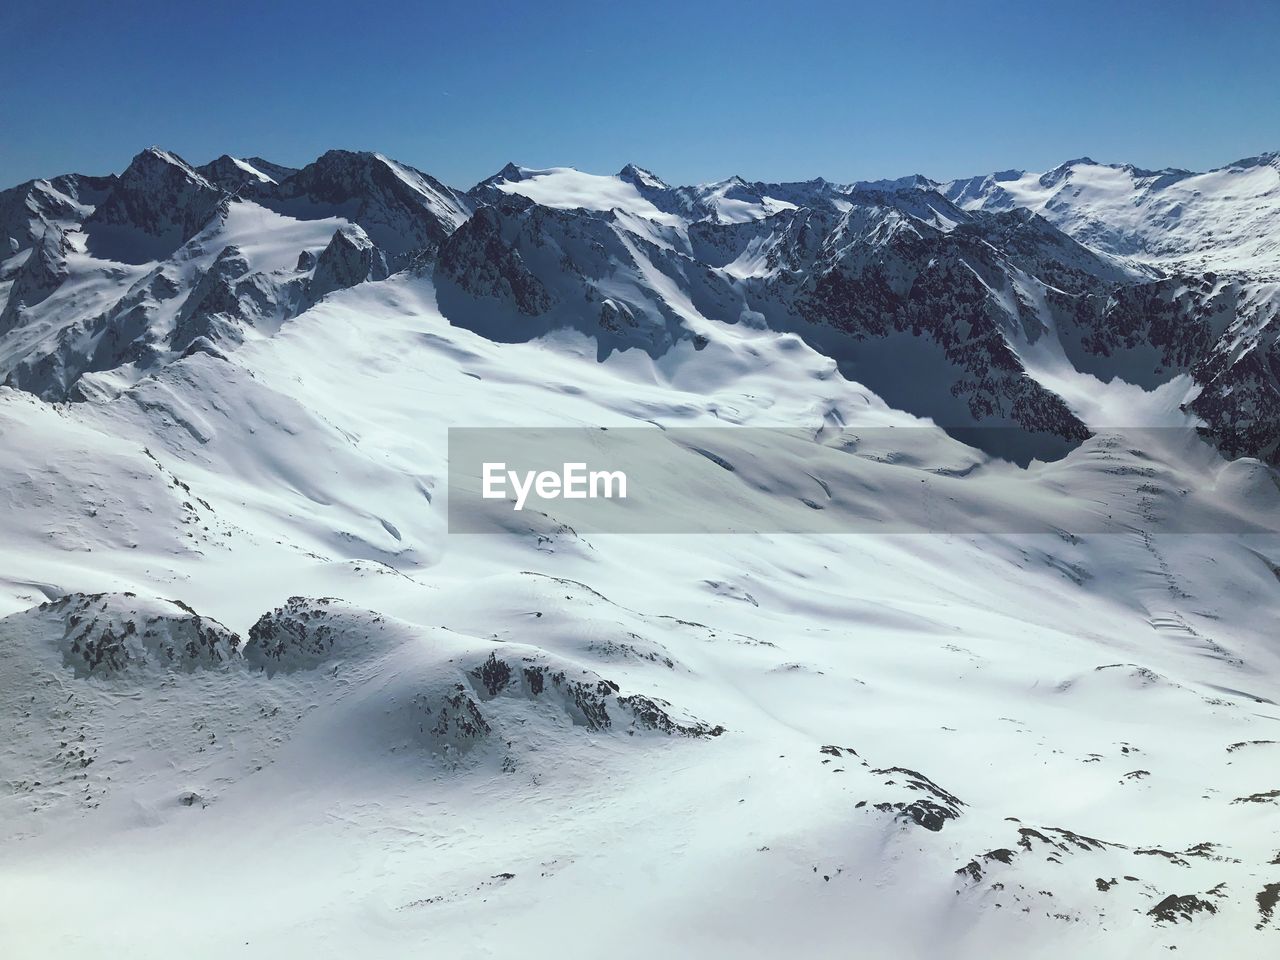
left=940, top=154, right=1280, bottom=463
left=943, top=153, right=1280, bottom=278
left=1, top=146, right=1279, bottom=959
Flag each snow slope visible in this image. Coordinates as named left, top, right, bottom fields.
left=944, top=154, right=1280, bottom=278
left=484, top=164, right=684, bottom=226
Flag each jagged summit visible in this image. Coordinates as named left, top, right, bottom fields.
left=197, top=154, right=279, bottom=191
left=83, top=146, right=223, bottom=263
left=1036, top=157, right=1099, bottom=188
left=243, top=156, right=299, bottom=183
left=1225, top=150, right=1280, bottom=170
left=468, top=162, right=535, bottom=200
left=616, top=163, right=667, bottom=189
left=135, top=146, right=210, bottom=178
left=307, top=224, right=389, bottom=304
left=257, top=148, right=473, bottom=257
left=490, top=161, right=528, bottom=182
left=0, top=170, right=115, bottom=255
left=851, top=173, right=939, bottom=193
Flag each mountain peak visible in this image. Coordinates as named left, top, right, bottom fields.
left=1224, top=150, right=1280, bottom=171
left=490, top=162, right=528, bottom=183
left=83, top=146, right=223, bottom=261
left=198, top=154, right=278, bottom=191
left=617, top=163, right=668, bottom=190
left=850, top=173, right=939, bottom=194
left=1037, top=157, right=1100, bottom=188
left=699, top=175, right=752, bottom=194
left=307, top=224, right=389, bottom=304
left=243, top=156, right=299, bottom=183
left=309, top=148, right=382, bottom=171
left=264, top=148, right=473, bottom=258
left=125, top=146, right=212, bottom=188
left=139, top=145, right=184, bottom=163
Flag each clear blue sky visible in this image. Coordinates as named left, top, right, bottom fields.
left=2, top=0, right=1277, bottom=189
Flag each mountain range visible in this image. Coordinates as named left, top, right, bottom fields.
left=3, top=146, right=1277, bottom=464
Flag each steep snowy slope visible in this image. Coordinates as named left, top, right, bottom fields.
left=1, top=147, right=1279, bottom=959
left=942, top=153, right=1280, bottom=463
left=477, top=163, right=685, bottom=225
left=0, top=150, right=443, bottom=401
left=196, top=154, right=283, bottom=191
left=0, top=171, right=116, bottom=258
left=252, top=149, right=474, bottom=260
left=82, top=148, right=226, bottom=264
left=2, top=265, right=1279, bottom=958
left=444, top=178, right=1173, bottom=460
left=944, top=154, right=1280, bottom=278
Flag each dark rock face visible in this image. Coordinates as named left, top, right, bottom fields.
left=170, top=246, right=254, bottom=350
left=615, top=693, right=726, bottom=736
left=1258, top=882, right=1280, bottom=930
left=902, top=798, right=957, bottom=831
left=866, top=764, right=965, bottom=831
left=84, top=148, right=224, bottom=263
left=1047, top=274, right=1241, bottom=388
left=438, top=196, right=737, bottom=362
left=307, top=225, right=389, bottom=304
left=1190, top=309, right=1280, bottom=464
left=33, top=592, right=242, bottom=676
left=1147, top=891, right=1221, bottom=923
left=466, top=162, right=533, bottom=206
left=464, top=651, right=724, bottom=738
left=193, top=154, right=299, bottom=193
left=0, top=227, right=72, bottom=331
left=0, top=172, right=115, bottom=255
left=243, top=157, right=299, bottom=184
left=472, top=651, right=513, bottom=696
left=792, top=216, right=1092, bottom=455
left=689, top=198, right=1112, bottom=458
left=435, top=200, right=556, bottom=318
left=169, top=244, right=304, bottom=353
left=242, top=597, right=343, bottom=673
left=196, top=155, right=277, bottom=192
left=6, top=266, right=179, bottom=400
left=254, top=149, right=473, bottom=260
left=429, top=684, right=492, bottom=741
left=617, top=162, right=670, bottom=192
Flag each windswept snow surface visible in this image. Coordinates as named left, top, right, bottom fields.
left=492, top=166, right=684, bottom=225
left=945, top=154, right=1280, bottom=276
left=687, top=176, right=801, bottom=223
left=226, top=156, right=276, bottom=184
left=1, top=148, right=1279, bottom=960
